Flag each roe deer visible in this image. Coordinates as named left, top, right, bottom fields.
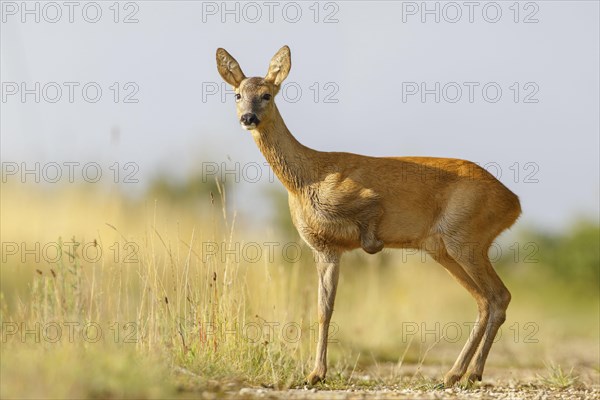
left=216, top=45, right=521, bottom=387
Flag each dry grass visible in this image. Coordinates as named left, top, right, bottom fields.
left=1, top=182, right=598, bottom=398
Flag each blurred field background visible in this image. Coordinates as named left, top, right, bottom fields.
left=1, top=176, right=598, bottom=399
left=2, top=1, right=598, bottom=398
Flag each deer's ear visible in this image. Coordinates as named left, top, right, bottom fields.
left=216, top=48, right=246, bottom=88
left=265, top=45, right=291, bottom=87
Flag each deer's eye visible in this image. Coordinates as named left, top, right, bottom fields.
left=262, top=94, right=272, bottom=101
left=235, top=93, right=241, bottom=101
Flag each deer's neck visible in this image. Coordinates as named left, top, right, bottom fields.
left=251, top=105, right=317, bottom=193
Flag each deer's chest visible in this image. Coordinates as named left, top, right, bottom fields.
left=287, top=187, right=365, bottom=252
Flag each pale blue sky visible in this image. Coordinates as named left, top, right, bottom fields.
left=2, top=1, right=599, bottom=231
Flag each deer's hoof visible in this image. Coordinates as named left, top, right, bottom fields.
left=467, top=372, right=482, bottom=383
left=443, top=372, right=463, bottom=387
left=306, top=370, right=325, bottom=386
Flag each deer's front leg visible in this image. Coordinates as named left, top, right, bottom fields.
left=306, top=251, right=340, bottom=385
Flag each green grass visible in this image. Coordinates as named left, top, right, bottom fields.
left=536, top=363, right=580, bottom=389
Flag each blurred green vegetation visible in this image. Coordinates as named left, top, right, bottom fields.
left=515, top=221, right=599, bottom=288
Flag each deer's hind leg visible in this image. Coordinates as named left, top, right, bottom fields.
left=464, top=255, right=510, bottom=383
left=423, top=237, right=489, bottom=387
left=439, top=234, right=511, bottom=386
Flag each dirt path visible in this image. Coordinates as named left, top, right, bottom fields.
left=202, top=365, right=600, bottom=400
left=233, top=386, right=599, bottom=400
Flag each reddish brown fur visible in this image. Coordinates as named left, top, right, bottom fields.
left=216, top=45, right=521, bottom=387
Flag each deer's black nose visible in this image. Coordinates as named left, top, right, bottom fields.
left=240, top=113, right=259, bottom=126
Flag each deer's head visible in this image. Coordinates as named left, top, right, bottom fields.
left=216, top=46, right=291, bottom=130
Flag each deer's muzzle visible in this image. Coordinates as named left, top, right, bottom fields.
left=240, top=113, right=260, bottom=129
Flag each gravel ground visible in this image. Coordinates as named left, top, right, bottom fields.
left=232, top=386, right=599, bottom=400
left=197, top=365, right=600, bottom=400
